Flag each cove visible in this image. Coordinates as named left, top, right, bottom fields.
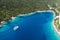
left=0, top=11, right=60, bottom=40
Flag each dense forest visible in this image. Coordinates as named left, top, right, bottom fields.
left=0, top=0, right=56, bottom=21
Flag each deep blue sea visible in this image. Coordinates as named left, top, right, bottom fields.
left=0, top=11, right=60, bottom=40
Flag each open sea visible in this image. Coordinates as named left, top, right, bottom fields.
left=0, top=11, right=60, bottom=40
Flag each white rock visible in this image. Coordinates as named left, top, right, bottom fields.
left=11, top=16, right=16, bottom=20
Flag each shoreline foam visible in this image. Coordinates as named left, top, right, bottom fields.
left=52, top=21, right=60, bottom=36
left=52, top=11, right=60, bottom=36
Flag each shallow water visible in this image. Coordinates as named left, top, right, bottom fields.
left=0, top=11, right=60, bottom=40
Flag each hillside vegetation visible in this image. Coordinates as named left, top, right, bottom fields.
left=0, top=0, right=56, bottom=21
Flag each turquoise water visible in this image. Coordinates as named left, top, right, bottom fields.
left=0, top=11, right=60, bottom=40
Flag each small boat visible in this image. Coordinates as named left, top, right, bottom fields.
left=13, top=26, right=19, bottom=31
